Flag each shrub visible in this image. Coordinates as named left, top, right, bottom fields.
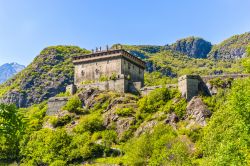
left=50, top=115, right=72, bottom=128
left=164, top=98, right=187, bottom=118
left=116, top=107, right=134, bottom=117
left=138, top=88, right=171, bottom=113
left=102, top=130, right=118, bottom=147
left=20, top=128, right=71, bottom=165
left=50, top=160, right=67, bottom=166
left=73, top=114, right=104, bottom=133
left=99, top=75, right=109, bottom=82
left=63, top=96, right=82, bottom=113
left=123, top=124, right=191, bottom=165
left=69, top=132, right=104, bottom=161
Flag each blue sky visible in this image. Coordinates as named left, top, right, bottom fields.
left=0, top=0, right=250, bottom=66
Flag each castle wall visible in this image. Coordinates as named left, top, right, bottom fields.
left=121, top=58, right=144, bottom=86
left=47, top=97, right=68, bottom=116
left=178, top=75, right=199, bottom=101
left=74, top=57, right=122, bottom=85
left=77, top=78, right=127, bottom=93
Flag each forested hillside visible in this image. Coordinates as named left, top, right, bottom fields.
left=0, top=34, right=250, bottom=165
left=208, top=32, right=250, bottom=59
left=0, top=46, right=90, bottom=107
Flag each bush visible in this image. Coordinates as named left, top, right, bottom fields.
left=102, top=130, right=118, bottom=147
left=69, top=132, right=105, bottom=161
left=163, top=98, right=187, bottom=118
left=116, top=107, right=134, bottom=117
left=50, top=160, right=67, bottom=166
left=20, top=128, right=71, bottom=165
left=63, top=96, right=82, bottom=113
left=73, top=114, right=104, bottom=133
left=138, top=88, right=171, bottom=114
left=123, top=124, right=191, bottom=165
left=50, top=115, right=72, bottom=128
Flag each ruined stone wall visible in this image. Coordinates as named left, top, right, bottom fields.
left=74, top=57, right=122, bottom=85
left=201, top=74, right=250, bottom=82
left=47, top=97, right=68, bottom=116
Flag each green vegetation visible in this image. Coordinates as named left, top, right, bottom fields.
left=0, top=45, right=90, bottom=107
left=0, top=104, right=24, bottom=161
left=1, top=76, right=250, bottom=165
left=199, top=78, right=250, bottom=165
left=242, top=45, right=250, bottom=73
left=1, top=40, right=250, bottom=165
left=208, top=32, right=250, bottom=59
left=63, top=95, right=82, bottom=113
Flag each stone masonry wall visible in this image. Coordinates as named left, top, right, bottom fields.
left=47, top=97, right=68, bottom=116
left=77, top=78, right=128, bottom=93
left=121, top=58, right=144, bottom=86
left=74, top=57, right=122, bottom=85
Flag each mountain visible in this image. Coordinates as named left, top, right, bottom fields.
left=0, top=46, right=90, bottom=107
left=208, top=32, right=250, bottom=59
left=1, top=37, right=250, bottom=165
left=169, top=37, right=212, bottom=58
left=1, top=32, right=249, bottom=108
left=0, top=62, right=25, bottom=84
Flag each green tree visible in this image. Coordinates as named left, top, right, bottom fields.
left=200, top=78, right=250, bottom=165
left=20, top=128, right=71, bottom=165
left=123, top=124, right=191, bottom=166
left=0, top=104, right=24, bottom=161
left=242, top=45, right=250, bottom=73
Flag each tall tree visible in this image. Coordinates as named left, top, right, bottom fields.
left=0, top=104, right=24, bottom=161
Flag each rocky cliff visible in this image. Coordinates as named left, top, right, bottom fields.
left=170, top=37, right=212, bottom=58
left=208, top=32, right=250, bottom=59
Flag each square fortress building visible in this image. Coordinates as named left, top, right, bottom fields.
left=72, top=49, right=146, bottom=93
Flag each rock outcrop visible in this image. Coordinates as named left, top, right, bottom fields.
left=185, top=97, right=211, bottom=127
left=170, top=37, right=212, bottom=58
left=208, top=32, right=250, bottom=59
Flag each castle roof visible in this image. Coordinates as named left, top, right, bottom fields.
left=73, top=49, right=146, bottom=69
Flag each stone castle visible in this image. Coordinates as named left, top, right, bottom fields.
left=47, top=47, right=250, bottom=115
left=67, top=48, right=249, bottom=99
left=69, top=48, right=146, bottom=93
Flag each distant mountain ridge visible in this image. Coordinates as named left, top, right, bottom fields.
left=0, top=62, right=25, bottom=84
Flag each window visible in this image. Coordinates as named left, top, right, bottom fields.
left=81, top=70, right=85, bottom=76
left=95, top=69, right=99, bottom=75
left=128, top=63, right=131, bottom=69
